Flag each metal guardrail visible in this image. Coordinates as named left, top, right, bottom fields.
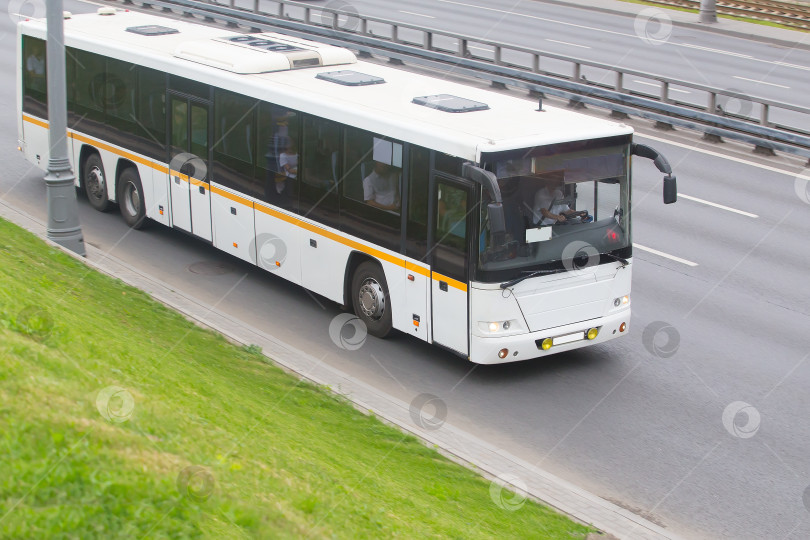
left=111, top=0, right=810, bottom=162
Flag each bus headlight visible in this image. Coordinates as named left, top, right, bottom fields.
left=613, top=295, right=630, bottom=308
left=479, top=320, right=519, bottom=334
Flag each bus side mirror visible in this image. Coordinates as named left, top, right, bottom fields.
left=488, top=202, right=506, bottom=243
left=663, top=174, right=677, bottom=204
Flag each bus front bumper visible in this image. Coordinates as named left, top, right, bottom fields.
left=468, top=309, right=630, bottom=364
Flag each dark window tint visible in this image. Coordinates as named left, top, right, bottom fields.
left=136, top=67, right=166, bottom=158
left=105, top=58, right=137, bottom=130
left=169, top=75, right=209, bottom=100
left=435, top=153, right=463, bottom=177
left=299, top=115, right=340, bottom=227
left=340, top=127, right=402, bottom=252
left=213, top=89, right=260, bottom=197
left=406, top=146, right=430, bottom=261
left=22, top=36, right=47, bottom=119
left=71, top=49, right=105, bottom=122
left=433, top=179, right=470, bottom=281
left=256, top=102, right=299, bottom=211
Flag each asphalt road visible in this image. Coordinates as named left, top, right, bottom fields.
left=3, top=1, right=810, bottom=538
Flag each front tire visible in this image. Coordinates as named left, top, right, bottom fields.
left=351, top=261, right=393, bottom=338
left=83, top=153, right=112, bottom=212
left=118, top=168, right=147, bottom=229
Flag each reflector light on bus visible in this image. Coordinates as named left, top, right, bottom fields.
left=498, top=348, right=509, bottom=359
left=620, top=322, right=627, bottom=332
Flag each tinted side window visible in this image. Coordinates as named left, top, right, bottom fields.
left=433, top=180, right=470, bottom=282
left=340, top=127, right=402, bottom=252
left=299, top=115, right=340, bottom=227
left=70, top=49, right=105, bottom=124
left=136, top=67, right=166, bottom=159
left=213, top=89, right=260, bottom=197
left=406, top=146, right=430, bottom=261
left=435, top=153, right=463, bottom=177
left=22, top=36, right=47, bottom=119
left=256, top=102, right=299, bottom=211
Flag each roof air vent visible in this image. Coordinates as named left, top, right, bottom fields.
left=316, top=70, right=385, bottom=86
left=127, top=25, right=180, bottom=36
left=412, top=94, right=489, bottom=113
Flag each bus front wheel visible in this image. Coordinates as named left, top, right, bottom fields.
left=351, top=261, right=393, bottom=338
left=118, top=168, right=146, bottom=229
left=83, top=153, right=112, bottom=212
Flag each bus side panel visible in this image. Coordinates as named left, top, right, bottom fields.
left=99, top=151, right=119, bottom=203
left=147, top=168, right=172, bottom=227
left=300, top=228, right=349, bottom=304
left=392, top=263, right=430, bottom=342
left=22, top=118, right=49, bottom=172
left=211, top=184, right=256, bottom=263
left=431, top=273, right=469, bottom=356
left=253, top=204, right=302, bottom=285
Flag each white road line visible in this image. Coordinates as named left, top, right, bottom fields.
left=632, top=80, right=691, bottom=94
left=732, top=76, right=790, bottom=89
left=633, top=243, right=699, bottom=266
left=398, top=10, right=435, bottom=18
left=545, top=39, right=591, bottom=49
left=679, top=43, right=754, bottom=59
left=678, top=194, right=759, bottom=218
left=635, top=132, right=810, bottom=182
left=774, top=61, right=810, bottom=72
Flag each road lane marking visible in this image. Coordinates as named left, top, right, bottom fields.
left=732, top=76, right=790, bottom=89
left=398, top=10, right=435, bottom=18
left=774, top=61, right=810, bottom=72
left=545, top=39, right=591, bottom=49
left=636, top=132, right=810, bottom=182
left=678, top=194, right=759, bottom=218
left=679, top=43, right=753, bottom=59
left=633, top=80, right=691, bottom=94
left=633, top=243, right=699, bottom=266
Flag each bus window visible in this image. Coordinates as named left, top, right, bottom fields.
left=256, top=102, right=299, bottom=211
left=213, top=89, right=260, bottom=198
left=300, top=115, right=341, bottom=227
left=22, top=36, right=47, bottom=119
left=70, top=49, right=106, bottom=123
left=406, top=146, right=430, bottom=261
left=433, top=180, right=470, bottom=282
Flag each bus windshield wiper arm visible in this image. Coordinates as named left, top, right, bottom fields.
left=603, top=252, right=629, bottom=267
left=500, top=269, right=558, bottom=289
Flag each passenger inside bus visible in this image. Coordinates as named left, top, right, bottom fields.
left=363, top=161, right=400, bottom=211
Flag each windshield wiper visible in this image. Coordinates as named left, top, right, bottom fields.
left=500, top=269, right=559, bottom=289
left=603, top=252, right=630, bottom=267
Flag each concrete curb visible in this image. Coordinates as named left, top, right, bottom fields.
left=0, top=198, right=681, bottom=539
left=534, top=0, right=810, bottom=51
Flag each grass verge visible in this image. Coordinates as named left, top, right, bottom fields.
left=0, top=218, right=593, bottom=539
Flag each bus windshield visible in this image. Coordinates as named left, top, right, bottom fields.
left=477, top=140, right=631, bottom=282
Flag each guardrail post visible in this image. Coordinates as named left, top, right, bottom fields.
left=708, top=92, right=717, bottom=115
left=278, top=2, right=284, bottom=18
left=573, top=62, right=581, bottom=81
left=424, top=32, right=433, bottom=51
left=615, top=72, right=623, bottom=92
left=361, top=18, right=368, bottom=35
left=760, top=104, right=770, bottom=126
left=253, top=0, right=259, bottom=14
left=660, top=81, right=670, bottom=104
left=532, top=54, right=540, bottom=73
left=494, top=46, right=502, bottom=65
left=460, top=39, right=469, bottom=58
left=392, top=25, right=399, bottom=43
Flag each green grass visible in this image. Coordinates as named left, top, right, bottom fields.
left=0, top=218, right=592, bottom=539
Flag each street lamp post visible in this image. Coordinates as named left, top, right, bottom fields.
left=700, top=0, right=718, bottom=23
left=45, top=0, right=85, bottom=256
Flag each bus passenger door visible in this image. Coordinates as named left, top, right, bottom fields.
left=430, top=176, right=472, bottom=356
left=168, top=95, right=213, bottom=241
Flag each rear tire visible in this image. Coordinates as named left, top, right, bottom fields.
left=351, top=261, right=393, bottom=338
left=118, top=168, right=147, bottom=229
left=83, top=153, right=112, bottom=212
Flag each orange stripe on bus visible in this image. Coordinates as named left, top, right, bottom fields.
left=405, top=261, right=431, bottom=278
left=431, top=271, right=468, bottom=292
left=22, top=114, right=48, bottom=129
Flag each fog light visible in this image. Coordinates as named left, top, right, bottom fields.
left=622, top=295, right=630, bottom=305
left=619, top=322, right=626, bottom=332
left=541, top=338, right=553, bottom=350
left=587, top=327, right=599, bottom=340
left=498, top=348, right=509, bottom=359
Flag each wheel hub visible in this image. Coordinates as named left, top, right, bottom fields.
left=88, top=167, right=105, bottom=198
left=124, top=183, right=140, bottom=216
left=358, top=279, right=385, bottom=320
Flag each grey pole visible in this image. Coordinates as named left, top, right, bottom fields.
left=45, top=0, right=85, bottom=256
left=700, top=0, right=718, bottom=23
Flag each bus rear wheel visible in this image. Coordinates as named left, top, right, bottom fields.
left=118, top=168, right=147, bottom=229
left=83, top=153, right=112, bottom=212
left=351, top=261, right=393, bottom=338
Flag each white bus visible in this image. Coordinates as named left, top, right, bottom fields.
left=17, top=9, right=676, bottom=364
